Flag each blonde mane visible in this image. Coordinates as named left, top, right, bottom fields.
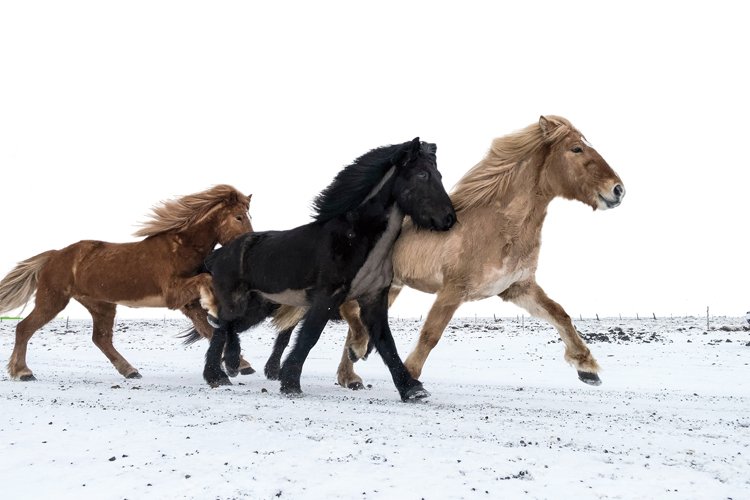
left=133, top=184, right=248, bottom=238
left=450, top=116, right=575, bottom=212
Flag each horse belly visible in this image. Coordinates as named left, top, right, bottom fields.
left=470, top=267, right=530, bottom=300
left=260, top=289, right=309, bottom=307
left=118, top=296, right=168, bottom=308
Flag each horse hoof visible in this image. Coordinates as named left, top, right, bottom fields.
left=208, top=377, right=232, bottom=388
left=402, top=385, right=431, bottom=402
left=19, top=374, right=37, bottom=382
left=577, top=371, right=602, bottom=386
left=347, top=381, right=365, bottom=390
left=280, top=384, right=302, bottom=396
left=207, top=314, right=220, bottom=328
left=264, top=365, right=280, bottom=380
left=126, top=371, right=142, bottom=379
left=240, top=366, right=256, bottom=376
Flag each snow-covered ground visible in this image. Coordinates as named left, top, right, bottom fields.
left=1, top=315, right=748, bottom=499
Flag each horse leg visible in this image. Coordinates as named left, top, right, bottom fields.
left=278, top=297, right=336, bottom=395
left=500, top=280, right=602, bottom=385
left=222, top=322, right=242, bottom=378
left=358, top=288, right=429, bottom=401
left=78, top=299, right=140, bottom=378
left=264, top=325, right=295, bottom=381
left=7, top=291, right=69, bottom=380
left=203, top=321, right=232, bottom=387
left=181, top=300, right=255, bottom=375
left=336, top=301, right=366, bottom=389
left=403, top=289, right=462, bottom=380
left=337, top=285, right=402, bottom=390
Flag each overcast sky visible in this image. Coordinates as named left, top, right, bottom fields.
left=1, top=2, right=747, bottom=321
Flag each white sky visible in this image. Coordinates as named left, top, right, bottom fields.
left=1, top=2, right=748, bottom=320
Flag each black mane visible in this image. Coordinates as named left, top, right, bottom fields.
left=310, top=143, right=402, bottom=222
left=311, top=141, right=437, bottom=222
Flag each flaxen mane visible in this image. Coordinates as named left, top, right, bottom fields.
left=134, top=184, right=249, bottom=238
left=451, top=115, right=575, bottom=212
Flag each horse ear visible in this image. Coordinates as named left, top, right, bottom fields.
left=392, top=138, right=419, bottom=167
left=410, top=137, right=421, bottom=155
left=539, top=116, right=551, bottom=137
left=539, top=116, right=560, bottom=140
left=247, top=194, right=252, bottom=201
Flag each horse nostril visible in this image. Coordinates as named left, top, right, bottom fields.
left=613, top=184, right=624, bottom=198
left=445, top=213, right=455, bottom=227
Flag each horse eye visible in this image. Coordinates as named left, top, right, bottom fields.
left=571, top=146, right=583, bottom=154
left=417, top=171, right=429, bottom=180
left=235, top=215, right=243, bottom=221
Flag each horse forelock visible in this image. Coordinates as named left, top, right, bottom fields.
left=133, top=184, right=248, bottom=238
left=450, top=117, right=576, bottom=212
left=311, top=143, right=404, bottom=222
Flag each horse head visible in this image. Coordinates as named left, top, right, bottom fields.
left=391, top=137, right=457, bottom=231
left=539, top=116, right=625, bottom=210
left=215, top=190, right=253, bottom=245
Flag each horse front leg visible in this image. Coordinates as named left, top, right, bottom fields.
left=403, top=289, right=462, bottom=380
left=358, top=288, right=429, bottom=401
left=500, top=280, right=602, bottom=385
left=337, top=285, right=402, bottom=390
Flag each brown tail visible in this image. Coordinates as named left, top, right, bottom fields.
left=0, top=250, right=55, bottom=315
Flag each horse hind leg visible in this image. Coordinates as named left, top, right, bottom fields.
left=79, top=299, right=140, bottom=379
left=203, top=321, right=232, bottom=387
left=335, top=301, right=367, bottom=390
left=7, top=292, right=69, bottom=380
left=265, top=325, right=295, bottom=380
left=337, top=331, right=365, bottom=390
left=181, top=300, right=255, bottom=376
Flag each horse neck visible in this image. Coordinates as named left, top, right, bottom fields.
left=354, top=170, right=400, bottom=224
left=487, top=149, right=555, bottom=236
left=172, top=217, right=220, bottom=264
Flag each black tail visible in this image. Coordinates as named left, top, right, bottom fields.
left=177, top=327, right=203, bottom=346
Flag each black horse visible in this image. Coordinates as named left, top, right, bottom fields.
left=201, top=137, right=456, bottom=401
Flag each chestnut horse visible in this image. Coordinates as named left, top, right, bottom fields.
left=0, top=184, right=252, bottom=381
left=269, top=116, right=625, bottom=389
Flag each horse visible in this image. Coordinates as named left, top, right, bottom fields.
left=0, top=184, right=253, bottom=381
left=267, top=116, right=626, bottom=389
left=198, top=137, right=456, bottom=401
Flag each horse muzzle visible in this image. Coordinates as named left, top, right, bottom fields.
left=597, top=183, right=625, bottom=210
left=430, top=210, right=457, bottom=231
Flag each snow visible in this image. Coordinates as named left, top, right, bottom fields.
left=1, top=316, right=749, bottom=499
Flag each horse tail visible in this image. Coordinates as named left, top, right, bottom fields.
left=0, top=250, right=55, bottom=315
left=272, top=304, right=306, bottom=332
left=176, top=327, right=203, bottom=346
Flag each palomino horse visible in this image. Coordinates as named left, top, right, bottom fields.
left=0, top=184, right=253, bottom=380
left=268, top=116, right=625, bottom=389
left=197, top=138, right=456, bottom=401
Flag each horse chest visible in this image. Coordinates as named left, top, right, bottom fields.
left=347, top=207, right=402, bottom=300
left=472, top=265, right=531, bottom=299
